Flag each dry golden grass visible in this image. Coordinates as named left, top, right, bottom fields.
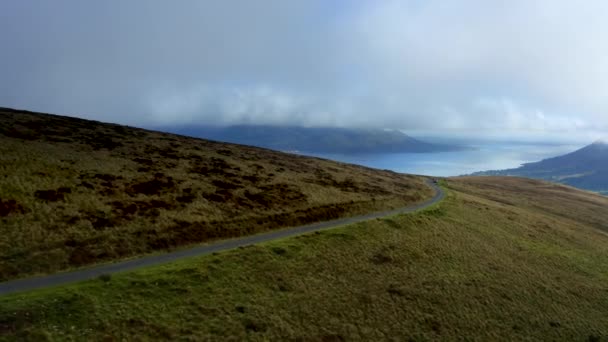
left=0, top=108, right=431, bottom=281
left=1, top=177, right=608, bottom=340
left=451, top=176, right=608, bottom=233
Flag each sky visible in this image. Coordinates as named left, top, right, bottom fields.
left=1, top=0, right=608, bottom=142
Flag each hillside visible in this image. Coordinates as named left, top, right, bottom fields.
left=0, top=107, right=432, bottom=281
left=473, top=141, right=608, bottom=194
left=1, top=176, right=608, bottom=340
left=160, top=125, right=465, bottom=154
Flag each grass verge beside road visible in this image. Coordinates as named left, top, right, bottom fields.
left=2, top=178, right=607, bottom=340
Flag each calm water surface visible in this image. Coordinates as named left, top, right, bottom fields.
left=303, top=142, right=581, bottom=177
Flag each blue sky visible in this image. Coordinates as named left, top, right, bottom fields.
left=1, top=1, right=607, bottom=142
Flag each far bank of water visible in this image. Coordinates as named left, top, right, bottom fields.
left=302, top=142, right=580, bottom=177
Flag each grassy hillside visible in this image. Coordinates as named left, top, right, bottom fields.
left=0, top=108, right=431, bottom=281
left=450, top=176, right=608, bottom=232
left=1, top=177, right=608, bottom=340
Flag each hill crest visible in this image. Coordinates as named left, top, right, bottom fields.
left=0, top=107, right=431, bottom=281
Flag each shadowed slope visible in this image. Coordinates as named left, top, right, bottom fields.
left=0, top=107, right=431, bottom=281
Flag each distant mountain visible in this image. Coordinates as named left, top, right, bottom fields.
left=159, top=125, right=466, bottom=154
left=473, top=140, right=608, bottom=194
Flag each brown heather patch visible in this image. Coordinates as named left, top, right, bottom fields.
left=0, top=199, right=26, bottom=217
left=33, top=187, right=72, bottom=202
left=0, top=108, right=431, bottom=280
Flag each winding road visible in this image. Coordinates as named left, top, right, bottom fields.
left=0, top=179, right=444, bottom=296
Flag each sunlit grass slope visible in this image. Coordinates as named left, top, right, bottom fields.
left=1, top=177, right=607, bottom=340
left=0, top=108, right=431, bottom=281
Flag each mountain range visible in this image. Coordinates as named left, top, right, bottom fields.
left=473, top=140, right=608, bottom=194
left=159, top=125, right=466, bottom=154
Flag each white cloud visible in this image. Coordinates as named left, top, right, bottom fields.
left=1, top=0, right=608, bottom=141
left=347, top=0, right=608, bottom=137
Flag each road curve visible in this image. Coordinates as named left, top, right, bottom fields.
left=0, top=179, right=444, bottom=296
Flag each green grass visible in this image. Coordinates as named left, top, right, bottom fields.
left=0, top=108, right=430, bottom=281
left=2, top=179, right=608, bottom=340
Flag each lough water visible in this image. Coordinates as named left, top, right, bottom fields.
left=302, top=142, right=580, bottom=177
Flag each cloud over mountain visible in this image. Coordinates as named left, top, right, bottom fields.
left=1, top=1, right=607, bottom=141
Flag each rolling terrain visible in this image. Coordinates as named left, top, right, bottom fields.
left=2, top=107, right=608, bottom=340
left=0, top=107, right=432, bottom=281
left=474, top=141, right=608, bottom=195
left=1, top=177, right=608, bottom=340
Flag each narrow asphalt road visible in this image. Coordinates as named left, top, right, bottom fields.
left=0, top=179, right=444, bottom=296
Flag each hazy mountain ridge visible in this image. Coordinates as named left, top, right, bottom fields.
left=473, top=140, right=608, bottom=194
left=159, top=125, right=467, bottom=154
